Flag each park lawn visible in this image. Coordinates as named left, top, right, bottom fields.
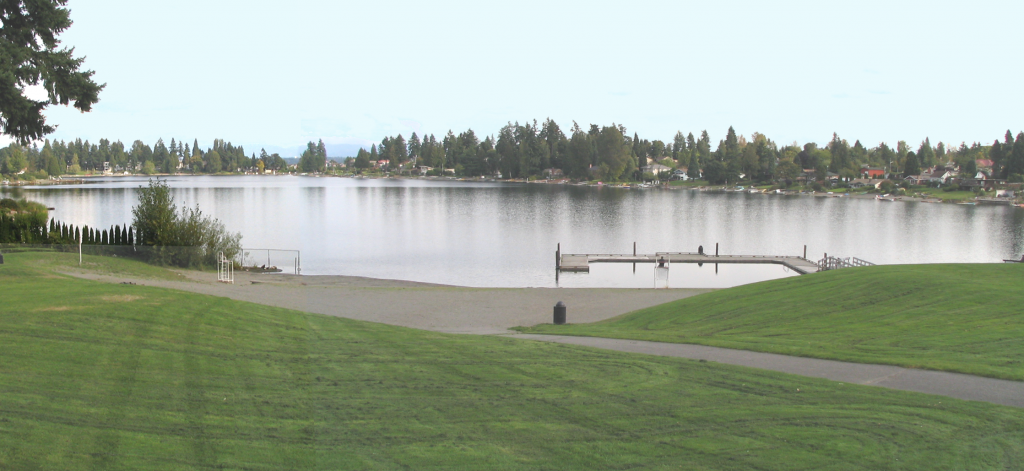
left=2, top=254, right=1024, bottom=470
left=519, top=264, right=1024, bottom=381
left=918, top=190, right=980, bottom=201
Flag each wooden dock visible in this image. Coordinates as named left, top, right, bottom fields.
left=558, top=252, right=821, bottom=274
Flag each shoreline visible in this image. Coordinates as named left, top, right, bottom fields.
left=5, top=172, right=1017, bottom=206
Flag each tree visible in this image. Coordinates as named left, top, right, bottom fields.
left=595, top=125, right=629, bottom=181
left=566, top=126, right=591, bottom=179
left=687, top=152, right=700, bottom=180
left=132, top=179, right=177, bottom=246
left=903, top=151, right=920, bottom=177
left=0, top=0, right=104, bottom=142
left=354, top=148, right=370, bottom=170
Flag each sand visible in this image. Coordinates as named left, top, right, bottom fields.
left=67, top=269, right=711, bottom=334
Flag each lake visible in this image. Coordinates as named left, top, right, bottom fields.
left=4, top=175, right=1022, bottom=288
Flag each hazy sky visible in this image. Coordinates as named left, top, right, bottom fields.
left=21, top=0, right=1024, bottom=156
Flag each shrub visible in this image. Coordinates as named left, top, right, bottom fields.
left=132, top=179, right=241, bottom=268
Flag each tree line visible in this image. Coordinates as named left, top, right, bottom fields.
left=353, top=120, right=1024, bottom=184
left=0, top=137, right=290, bottom=178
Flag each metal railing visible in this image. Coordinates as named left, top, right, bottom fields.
left=817, top=255, right=875, bottom=271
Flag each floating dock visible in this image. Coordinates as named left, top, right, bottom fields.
left=558, top=252, right=821, bottom=274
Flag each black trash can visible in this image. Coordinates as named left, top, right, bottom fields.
left=553, top=301, right=566, bottom=325
left=0, top=253, right=4, bottom=265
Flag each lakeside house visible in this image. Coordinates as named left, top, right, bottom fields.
left=646, top=163, right=672, bottom=177
left=860, top=167, right=885, bottom=179
left=543, top=168, right=564, bottom=179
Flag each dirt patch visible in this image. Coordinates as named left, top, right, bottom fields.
left=36, top=306, right=71, bottom=312
left=101, top=295, right=143, bottom=303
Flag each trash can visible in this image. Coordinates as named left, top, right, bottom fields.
left=553, top=301, right=566, bottom=325
left=0, top=253, right=5, bottom=264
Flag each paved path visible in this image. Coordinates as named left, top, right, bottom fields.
left=513, top=334, right=1024, bottom=408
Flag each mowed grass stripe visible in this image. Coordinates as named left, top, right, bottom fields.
left=520, top=264, right=1024, bottom=381
left=0, top=253, right=1022, bottom=469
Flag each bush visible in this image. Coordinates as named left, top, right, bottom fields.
left=132, top=179, right=241, bottom=268
left=810, top=182, right=824, bottom=192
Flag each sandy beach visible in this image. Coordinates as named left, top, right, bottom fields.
left=67, top=269, right=711, bottom=334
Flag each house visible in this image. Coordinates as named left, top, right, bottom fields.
left=543, top=168, right=564, bottom=178
left=976, top=159, right=994, bottom=170
left=670, top=168, right=690, bottom=181
left=996, top=189, right=1015, bottom=198
left=860, top=167, right=885, bottom=179
left=646, top=163, right=672, bottom=176
left=904, top=174, right=930, bottom=186
left=849, top=178, right=872, bottom=188
left=418, top=166, right=433, bottom=175
left=374, top=159, right=390, bottom=169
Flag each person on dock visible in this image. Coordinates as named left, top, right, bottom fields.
left=658, top=256, right=667, bottom=268
left=698, top=245, right=704, bottom=255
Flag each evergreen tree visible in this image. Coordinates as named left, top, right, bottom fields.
left=408, top=132, right=421, bottom=163
left=0, top=0, right=104, bottom=142
left=114, top=224, right=121, bottom=245
left=917, top=138, right=935, bottom=168
left=903, top=151, right=920, bottom=177
left=991, top=141, right=1004, bottom=178
left=127, top=226, right=133, bottom=245
left=672, top=131, right=685, bottom=160
left=1009, top=132, right=1024, bottom=180
left=101, top=229, right=108, bottom=245
left=74, top=226, right=79, bottom=243
left=687, top=151, right=700, bottom=180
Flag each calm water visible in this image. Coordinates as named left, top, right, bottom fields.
left=5, top=176, right=1023, bottom=288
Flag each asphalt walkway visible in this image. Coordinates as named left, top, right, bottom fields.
left=513, top=334, right=1024, bottom=408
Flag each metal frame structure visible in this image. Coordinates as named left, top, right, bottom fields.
left=217, top=251, right=234, bottom=283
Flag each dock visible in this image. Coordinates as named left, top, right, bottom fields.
left=558, top=252, right=821, bottom=274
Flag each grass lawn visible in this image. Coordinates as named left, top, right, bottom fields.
left=2, top=253, right=1024, bottom=469
left=520, top=264, right=1024, bottom=382
left=918, top=190, right=981, bottom=201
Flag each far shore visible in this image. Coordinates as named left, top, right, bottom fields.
left=5, top=172, right=1019, bottom=207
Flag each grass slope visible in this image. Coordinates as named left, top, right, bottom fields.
left=2, top=253, right=1024, bottom=470
left=520, top=264, right=1024, bottom=381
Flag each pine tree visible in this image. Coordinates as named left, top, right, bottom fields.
left=127, top=226, right=134, bottom=245
left=74, top=226, right=80, bottom=243
left=903, top=151, right=920, bottom=177
left=114, top=225, right=121, bottom=245
left=101, top=229, right=108, bottom=245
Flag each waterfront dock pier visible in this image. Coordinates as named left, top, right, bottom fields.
left=557, top=246, right=823, bottom=274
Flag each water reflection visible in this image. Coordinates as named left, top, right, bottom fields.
left=4, top=175, right=1022, bottom=287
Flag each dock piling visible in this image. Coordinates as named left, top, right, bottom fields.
left=716, top=243, right=719, bottom=257
left=803, top=245, right=807, bottom=259
left=556, top=243, right=561, bottom=269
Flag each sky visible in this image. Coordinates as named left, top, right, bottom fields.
left=15, top=0, right=1024, bottom=157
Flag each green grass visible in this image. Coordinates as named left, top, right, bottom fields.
left=918, top=190, right=980, bottom=201
left=2, top=254, right=1024, bottom=469
left=7, top=248, right=191, bottom=281
left=519, top=264, right=1024, bottom=381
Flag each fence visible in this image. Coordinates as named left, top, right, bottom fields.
left=817, top=255, right=875, bottom=271
left=236, top=248, right=301, bottom=275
